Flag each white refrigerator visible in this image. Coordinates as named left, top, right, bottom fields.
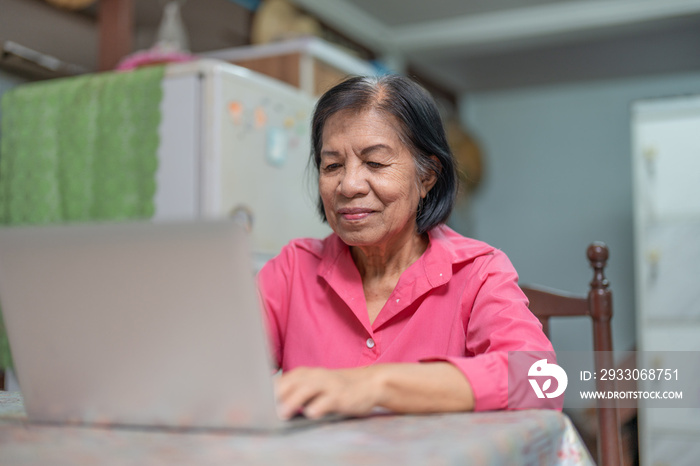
left=154, top=59, right=330, bottom=264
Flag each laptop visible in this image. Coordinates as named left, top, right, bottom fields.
left=0, top=220, right=318, bottom=432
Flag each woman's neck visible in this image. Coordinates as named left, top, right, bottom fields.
left=350, top=231, right=429, bottom=281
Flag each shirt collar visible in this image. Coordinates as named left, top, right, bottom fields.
left=312, top=224, right=495, bottom=287
left=307, top=224, right=495, bottom=332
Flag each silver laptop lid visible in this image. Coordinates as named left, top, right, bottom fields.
left=0, top=220, right=282, bottom=430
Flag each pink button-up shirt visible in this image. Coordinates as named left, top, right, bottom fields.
left=257, top=225, right=555, bottom=411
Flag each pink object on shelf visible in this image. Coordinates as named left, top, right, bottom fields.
left=116, top=48, right=195, bottom=71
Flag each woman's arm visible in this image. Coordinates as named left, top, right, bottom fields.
left=275, top=362, right=474, bottom=420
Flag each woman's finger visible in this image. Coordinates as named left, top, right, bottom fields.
left=275, top=369, right=326, bottom=419
left=301, top=392, right=336, bottom=419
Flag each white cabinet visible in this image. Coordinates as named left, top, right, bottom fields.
left=631, top=95, right=700, bottom=466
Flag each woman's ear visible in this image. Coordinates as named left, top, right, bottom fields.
left=420, top=155, right=440, bottom=198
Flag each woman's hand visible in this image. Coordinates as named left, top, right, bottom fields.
left=275, top=362, right=475, bottom=420
left=275, top=366, right=381, bottom=420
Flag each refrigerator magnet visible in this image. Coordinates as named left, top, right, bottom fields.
left=266, top=127, right=288, bottom=167
left=228, top=101, right=243, bottom=125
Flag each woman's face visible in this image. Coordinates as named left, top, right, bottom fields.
left=319, top=108, right=431, bottom=249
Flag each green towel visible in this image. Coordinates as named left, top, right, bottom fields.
left=0, top=66, right=165, bottom=369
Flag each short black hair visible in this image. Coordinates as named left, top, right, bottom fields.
left=310, top=74, right=457, bottom=235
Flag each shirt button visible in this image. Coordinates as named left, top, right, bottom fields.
left=366, top=338, right=375, bottom=349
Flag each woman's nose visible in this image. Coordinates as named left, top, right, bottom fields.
left=338, top=164, right=369, bottom=198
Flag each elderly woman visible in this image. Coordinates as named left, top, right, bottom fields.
left=257, top=75, right=554, bottom=420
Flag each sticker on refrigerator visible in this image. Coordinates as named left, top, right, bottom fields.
left=255, top=106, right=267, bottom=129
left=228, top=101, right=243, bottom=125
left=266, top=127, right=288, bottom=167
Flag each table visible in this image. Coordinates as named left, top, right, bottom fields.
left=0, top=391, right=593, bottom=465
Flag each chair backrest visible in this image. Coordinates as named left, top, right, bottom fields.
left=520, top=242, right=622, bottom=466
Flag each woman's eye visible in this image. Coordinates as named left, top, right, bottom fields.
left=367, top=161, right=384, bottom=168
left=323, top=163, right=341, bottom=171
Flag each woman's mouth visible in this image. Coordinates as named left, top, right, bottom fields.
left=338, top=207, right=374, bottom=221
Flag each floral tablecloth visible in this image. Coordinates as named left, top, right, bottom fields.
left=0, top=391, right=593, bottom=466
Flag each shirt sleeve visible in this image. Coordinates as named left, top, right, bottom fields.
left=426, top=250, right=561, bottom=412
left=256, top=243, right=297, bottom=370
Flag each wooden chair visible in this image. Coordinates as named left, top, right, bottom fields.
left=520, top=242, right=623, bottom=466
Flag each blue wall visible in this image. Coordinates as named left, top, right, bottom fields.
left=455, top=71, right=700, bottom=353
